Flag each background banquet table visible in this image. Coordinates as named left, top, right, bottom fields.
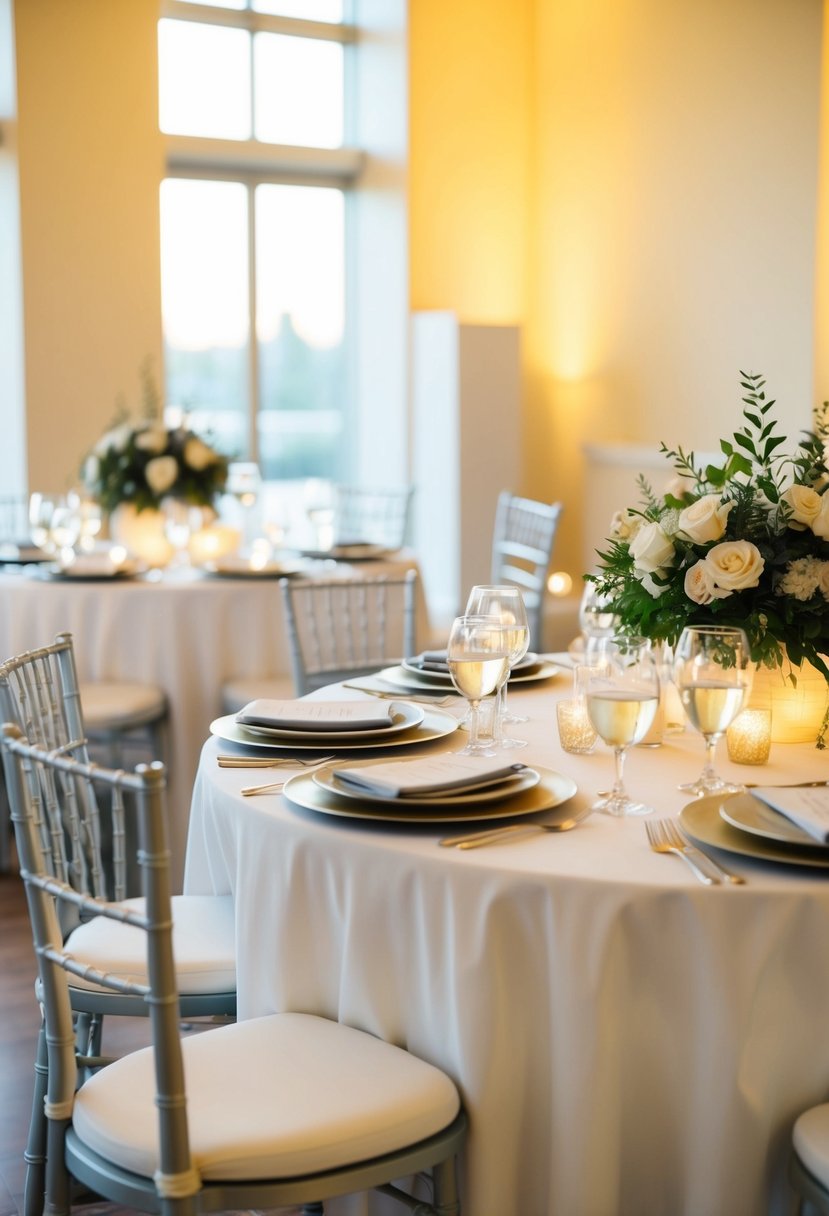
left=184, top=674, right=829, bottom=1216
left=0, top=553, right=426, bottom=888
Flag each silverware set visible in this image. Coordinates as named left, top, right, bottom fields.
left=645, top=818, right=745, bottom=885
left=439, top=813, right=586, bottom=849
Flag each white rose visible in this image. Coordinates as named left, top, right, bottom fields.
left=684, top=559, right=732, bottom=605
left=818, top=562, right=829, bottom=600
left=639, top=570, right=670, bottom=598
left=812, top=493, right=829, bottom=540
left=144, top=455, right=178, bottom=496
left=677, top=495, right=733, bottom=544
left=663, top=473, right=696, bottom=502
left=135, top=426, right=168, bottom=455
left=782, top=484, right=822, bottom=530
left=94, top=423, right=131, bottom=456
left=703, top=540, right=765, bottom=591
left=82, top=454, right=100, bottom=486
left=629, top=521, right=676, bottom=574
left=183, top=436, right=217, bottom=472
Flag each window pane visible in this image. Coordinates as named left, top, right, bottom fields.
left=160, top=180, right=250, bottom=459
left=253, top=0, right=344, bottom=19
left=256, top=184, right=345, bottom=479
left=158, top=20, right=250, bottom=140
left=254, top=34, right=343, bottom=148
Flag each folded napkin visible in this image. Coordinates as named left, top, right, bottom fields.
left=236, top=699, right=394, bottom=732
left=752, top=787, right=829, bottom=845
left=332, top=755, right=529, bottom=798
left=414, top=650, right=451, bottom=672
left=58, top=551, right=132, bottom=577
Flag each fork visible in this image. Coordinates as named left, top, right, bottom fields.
left=340, top=684, right=455, bottom=706
left=661, top=818, right=745, bottom=885
left=218, top=754, right=336, bottom=769
left=644, top=819, right=719, bottom=885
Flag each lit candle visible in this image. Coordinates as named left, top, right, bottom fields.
left=556, top=698, right=598, bottom=755
left=726, top=708, right=772, bottom=765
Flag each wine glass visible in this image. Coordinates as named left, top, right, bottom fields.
left=302, top=478, right=336, bottom=552
left=579, top=580, right=620, bottom=659
left=226, top=462, right=262, bottom=554
left=673, top=625, right=752, bottom=797
left=162, top=499, right=202, bottom=568
left=465, top=584, right=531, bottom=748
left=584, top=637, right=660, bottom=816
left=28, top=492, right=60, bottom=554
left=446, top=615, right=511, bottom=757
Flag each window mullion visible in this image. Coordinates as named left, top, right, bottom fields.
left=247, top=183, right=259, bottom=464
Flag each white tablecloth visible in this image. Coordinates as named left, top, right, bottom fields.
left=0, top=555, right=425, bottom=888
left=184, top=672, right=829, bottom=1216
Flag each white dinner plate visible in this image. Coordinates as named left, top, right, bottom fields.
left=401, top=652, right=541, bottom=681
left=679, top=795, right=829, bottom=868
left=311, top=758, right=542, bottom=808
left=209, top=706, right=459, bottom=753
left=205, top=556, right=307, bottom=579
left=283, top=763, right=577, bottom=824
left=378, top=659, right=562, bottom=693
left=46, top=561, right=141, bottom=581
left=719, top=792, right=827, bottom=849
left=238, top=701, right=424, bottom=743
left=299, top=543, right=394, bottom=561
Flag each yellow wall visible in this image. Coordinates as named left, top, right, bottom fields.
left=409, top=0, right=533, bottom=323
left=15, top=0, right=163, bottom=492
left=410, top=0, right=824, bottom=575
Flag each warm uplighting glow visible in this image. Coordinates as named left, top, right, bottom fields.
left=547, top=571, right=573, bottom=596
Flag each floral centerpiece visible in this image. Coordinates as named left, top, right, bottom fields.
left=81, top=377, right=229, bottom=515
left=589, top=373, right=829, bottom=745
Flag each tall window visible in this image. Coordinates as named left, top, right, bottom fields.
left=157, top=0, right=360, bottom=481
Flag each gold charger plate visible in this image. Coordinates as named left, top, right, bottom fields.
left=283, top=763, right=577, bottom=824
left=209, top=706, right=459, bottom=753
left=311, top=758, right=541, bottom=808
left=680, top=795, right=829, bottom=869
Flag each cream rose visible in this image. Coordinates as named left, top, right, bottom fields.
left=183, top=436, right=217, bottom=472
left=677, top=495, right=733, bottom=544
left=684, top=559, right=731, bottom=605
left=812, top=493, right=829, bottom=541
left=639, top=570, right=670, bottom=599
left=629, top=521, right=675, bottom=574
left=782, top=484, right=822, bottom=530
left=135, top=426, right=168, bottom=455
left=94, top=423, right=132, bottom=456
left=818, top=561, right=829, bottom=599
left=703, top=540, right=765, bottom=591
left=144, top=455, right=178, bottom=496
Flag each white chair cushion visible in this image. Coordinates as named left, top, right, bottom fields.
left=221, top=676, right=295, bottom=715
left=80, top=682, right=167, bottom=731
left=73, top=1012, right=460, bottom=1181
left=794, top=1103, right=829, bottom=1187
left=66, top=896, right=235, bottom=995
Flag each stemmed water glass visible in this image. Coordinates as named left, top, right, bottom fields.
left=465, top=585, right=531, bottom=748
left=579, top=580, right=620, bottom=659
left=446, top=615, right=511, bottom=757
left=673, top=625, right=752, bottom=796
left=226, top=462, right=262, bottom=555
left=584, top=637, right=660, bottom=816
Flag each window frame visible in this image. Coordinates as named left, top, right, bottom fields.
left=159, top=0, right=363, bottom=472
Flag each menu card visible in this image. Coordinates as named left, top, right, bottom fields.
left=236, top=699, right=394, bottom=732
left=752, top=786, right=829, bottom=845
left=333, top=755, right=530, bottom=798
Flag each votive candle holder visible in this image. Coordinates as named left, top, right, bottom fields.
left=726, top=708, right=772, bottom=765
left=556, top=698, right=598, bottom=755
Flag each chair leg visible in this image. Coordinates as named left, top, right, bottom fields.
left=23, top=1020, right=48, bottom=1216
left=43, top=1115, right=72, bottom=1216
left=432, top=1157, right=460, bottom=1216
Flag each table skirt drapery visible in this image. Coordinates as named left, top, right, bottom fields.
left=184, top=680, right=829, bottom=1216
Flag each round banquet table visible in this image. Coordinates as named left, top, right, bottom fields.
left=0, top=553, right=425, bottom=889
left=184, top=672, right=829, bottom=1216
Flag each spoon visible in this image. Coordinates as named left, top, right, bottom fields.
left=439, top=809, right=590, bottom=849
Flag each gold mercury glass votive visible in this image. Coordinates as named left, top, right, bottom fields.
left=726, top=708, right=772, bottom=765
left=556, top=698, right=598, bottom=754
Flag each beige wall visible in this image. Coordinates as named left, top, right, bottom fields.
left=15, top=0, right=164, bottom=492
left=410, top=0, right=824, bottom=575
